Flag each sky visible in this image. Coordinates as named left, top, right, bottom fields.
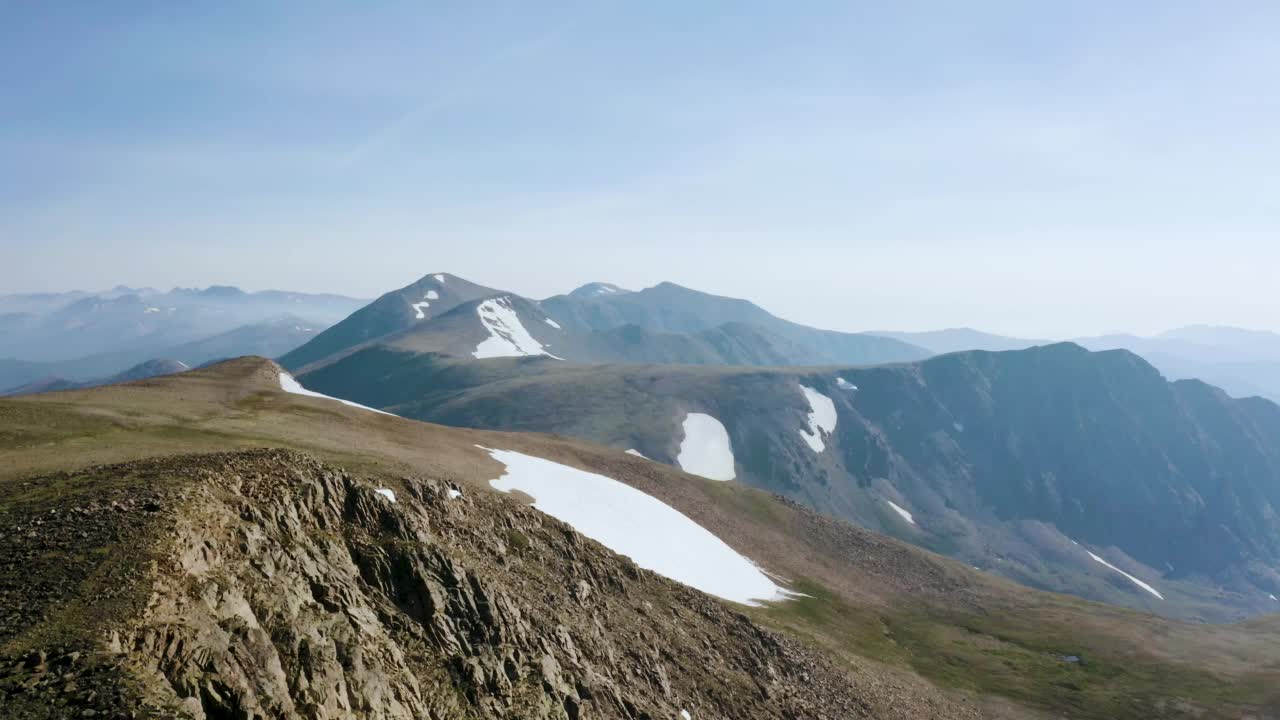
left=3, top=1, right=1279, bottom=337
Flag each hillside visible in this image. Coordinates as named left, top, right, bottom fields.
left=300, top=343, right=1280, bottom=622
left=2, top=358, right=1277, bottom=718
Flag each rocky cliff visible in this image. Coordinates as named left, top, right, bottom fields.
left=1, top=450, right=872, bottom=719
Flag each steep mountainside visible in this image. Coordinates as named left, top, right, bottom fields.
left=279, top=273, right=501, bottom=371
left=3, top=357, right=1277, bottom=718
left=301, top=343, right=1280, bottom=621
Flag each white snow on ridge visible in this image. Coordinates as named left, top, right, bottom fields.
left=677, top=413, right=736, bottom=481
left=278, top=372, right=396, bottom=416
left=886, top=500, right=916, bottom=525
left=1270, top=593, right=1278, bottom=602
left=625, top=448, right=647, bottom=459
left=448, top=488, right=462, bottom=500
left=375, top=488, right=397, bottom=503
left=483, top=447, right=787, bottom=605
left=798, top=385, right=837, bottom=453
left=544, top=317, right=562, bottom=329
left=1084, top=547, right=1164, bottom=600
left=473, top=298, right=562, bottom=360
left=434, top=274, right=446, bottom=282
left=836, top=377, right=857, bottom=391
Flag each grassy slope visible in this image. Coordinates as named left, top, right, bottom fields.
left=2, top=358, right=1277, bottom=719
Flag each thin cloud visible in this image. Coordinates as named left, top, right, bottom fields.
left=335, top=13, right=586, bottom=170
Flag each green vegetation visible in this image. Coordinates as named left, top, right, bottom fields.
left=754, top=578, right=1264, bottom=720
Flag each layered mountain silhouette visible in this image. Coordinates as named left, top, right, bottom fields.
left=0, top=286, right=365, bottom=390
left=274, top=272, right=1280, bottom=622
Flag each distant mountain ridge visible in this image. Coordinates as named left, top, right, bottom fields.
left=868, top=327, right=1047, bottom=354
left=1073, top=326, right=1280, bottom=402
left=3, top=358, right=191, bottom=396
left=0, top=285, right=366, bottom=364
left=0, top=285, right=365, bottom=391
left=873, top=325, right=1280, bottom=403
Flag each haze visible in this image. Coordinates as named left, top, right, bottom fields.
left=3, top=1, right=1278, bottom=337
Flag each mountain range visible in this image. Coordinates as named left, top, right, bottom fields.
left=257, top=272, right=1280, bottom=623
left=281, top=274, right=930, bottom=374
left=0, top=287, right=366, bottom=392
left=2, top=357, right=1276, bottom=718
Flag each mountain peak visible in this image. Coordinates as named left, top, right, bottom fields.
left=199, top=285, right=247, bottom=298
left=415, top=272, right=453, bottom=285
left=568, top=282, right=631, bottom=299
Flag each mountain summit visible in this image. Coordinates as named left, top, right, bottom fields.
left=278, top=273, right=502, bottom=371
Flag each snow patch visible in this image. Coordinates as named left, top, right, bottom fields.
left=677, top=413, right=735, bottom=481
left=426, top=290, right=439, bottom=300
left=434, top=274, right=445, bottom=282
left=836, top=377, right=857, bottom=391
left=448, top=488, right=462, bottom=500
left=797, top=385, right=837, bottom=453
left=1270, top=594, right=1278, bottom=602
left=681, top=711, right=691, bottom=720
left=1083, top=547, right=1164, bottom=600
left=278, top=372, right=396, bottom=416
left=544, top=317, right=562, bottom=329
left=953, top=422, right=965, bottom=432
left=625, top=448, right=647, bottom=459
left=375, top=488, right=396, bottom=503
left=410, top=300, right=430, bottom=319
left=483, top=447, right=787, bottom=605
left=473, top=297, right=562, bottom=360
left=144, top=307, right=160, bottom=314
left=886, top=500, right=916, bottom=525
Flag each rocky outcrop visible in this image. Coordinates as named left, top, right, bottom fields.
left=2, top=450, right=873, bottom=719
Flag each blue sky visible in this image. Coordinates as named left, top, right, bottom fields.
left=3, top=1, right=1279, bottom=336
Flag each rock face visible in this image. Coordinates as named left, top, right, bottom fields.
left=1, top=450, right=871, bottom=719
